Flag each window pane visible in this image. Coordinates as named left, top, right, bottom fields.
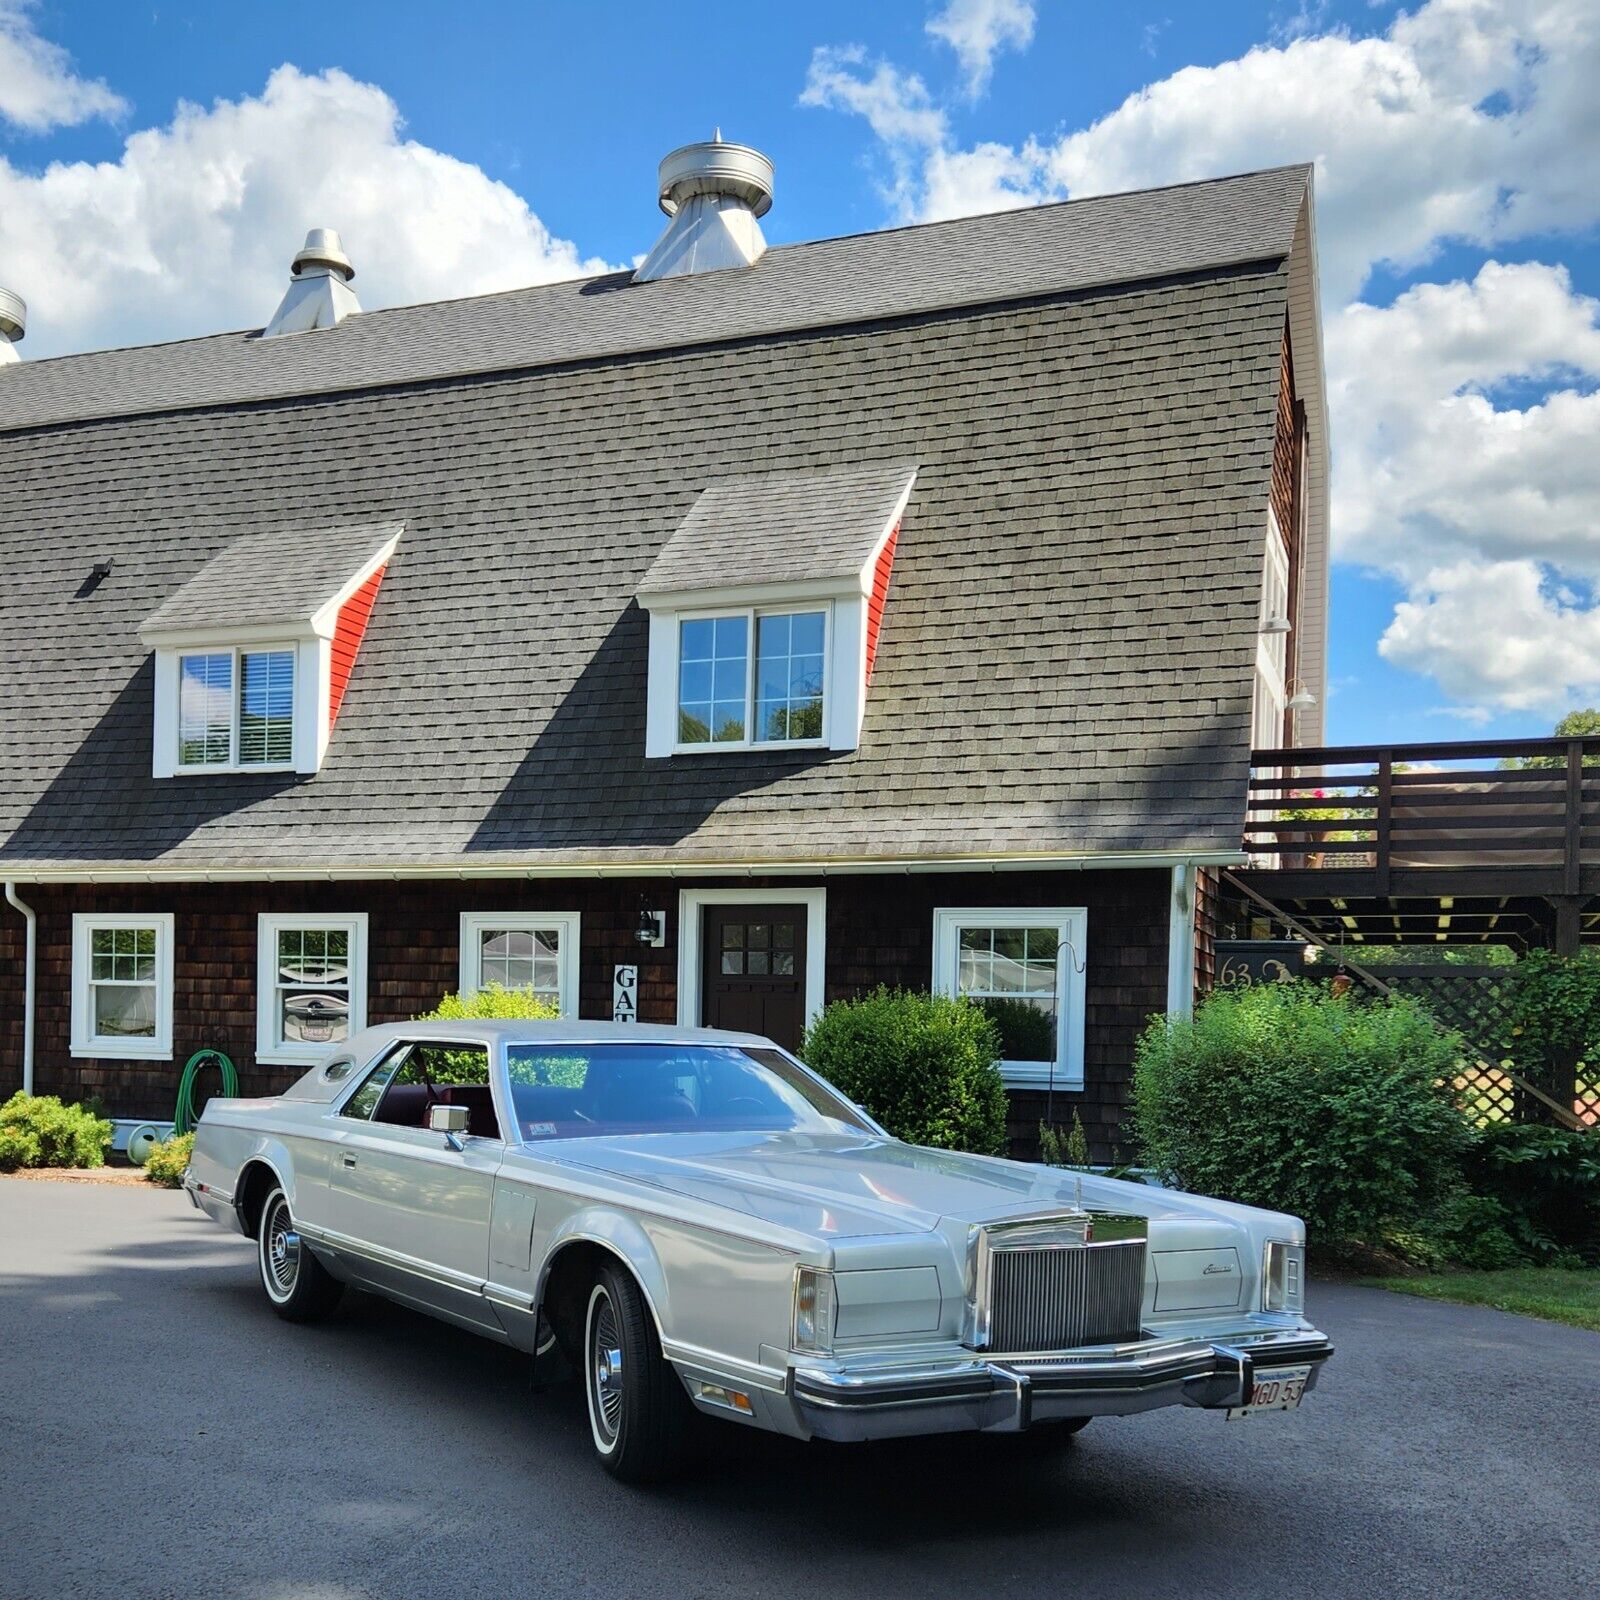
left=179, top=652, right=233, bottom=766
left=239, top=650, right=294, bottom=765
left=280, top=990, right=349, bottom=1045
left=478, top=927, right=561, bottom=998
left=754, top=610, right=826, bottom=744
left=955, top=923, right=1062, bottom=1064
left=276, top=923, right=352, bottom=1046
left=678, top=617, right=748, bottom=745
left=93, top=982, right=156, bottom=1039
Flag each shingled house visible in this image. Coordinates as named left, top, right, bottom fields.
left=0, top=141, right=1327, bottom=1158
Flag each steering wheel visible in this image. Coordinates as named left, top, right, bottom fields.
left=719, top=1096, right=768, bottom=1117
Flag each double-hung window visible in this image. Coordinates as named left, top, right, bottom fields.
left=256, top=913, right=368, bottom=1065
left=178, top=647, right=296, bottom=770
left=931, top=907, right=1087, bottom=1089
left=459, top=913, right=580, bottom=1015
left=70, top=914, right=175, bottom=1060
left=675, top=608, right=827, bottom=749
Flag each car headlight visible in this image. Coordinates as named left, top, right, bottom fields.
left=792, top=1266, right=836, bottom=1354
left=1262, top=1240, right=1305, bottom=1313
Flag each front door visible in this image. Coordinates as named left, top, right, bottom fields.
left=701, top=903, right=807, bottom=1051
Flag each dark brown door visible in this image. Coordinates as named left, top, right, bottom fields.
left=701, top=904, right=807, bottom=1051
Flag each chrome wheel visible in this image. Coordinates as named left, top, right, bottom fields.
left=261, top=1195, right=301, bottom=1303
left=586, top=1284, right=625, bottom=1453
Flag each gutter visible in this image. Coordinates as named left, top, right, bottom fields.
left=0, top=850, right=1251, bottom=886
left=3, top=881, right=36, bottom=1095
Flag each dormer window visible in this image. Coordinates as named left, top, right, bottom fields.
left=639, top=461, right=915, bottom=758
left=179, top=648, right=295, bottom=769
left=139, top=521, right=401, bottom=779
left=676, top=608, right=827, bottom=748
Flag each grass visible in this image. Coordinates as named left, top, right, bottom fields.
left=1362, top=1268, right=1600, bottom=1333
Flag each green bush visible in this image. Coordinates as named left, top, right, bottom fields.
left=1132, top=984, right=1472, bottom=1243
left=0, top=1092, right=111, bottom=1170
left=143, top=1131, right=195, bottom=1188
left=415, top=984, right=561, bottom=1083
left=1463, top=1123, right=1600, bottom=1265
left=801, top=987, right=1010, bottom=1155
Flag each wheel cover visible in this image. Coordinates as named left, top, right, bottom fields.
left=262, top=1197, right=300, bottom=1300
left=589, top=1289, right=625, bottom=1445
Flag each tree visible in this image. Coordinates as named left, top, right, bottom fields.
left=1502, top=709, right=1600, bottom=768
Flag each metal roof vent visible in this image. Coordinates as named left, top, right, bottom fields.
left=0, top=287, right=25, bottom=365
left=263, top=228, right=361, bottom=338
left=634, top=134, right=773, bottom=283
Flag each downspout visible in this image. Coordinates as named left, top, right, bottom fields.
left=4, top=881, right=36, bottom=1095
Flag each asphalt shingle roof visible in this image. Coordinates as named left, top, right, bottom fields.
left=0, top=166, right=1308, bottom=435
left=0, top=167, right=1309, bottom=874
left=139, top=521, right=402, bottom=635
left=638, top=461, right=916, bottom=595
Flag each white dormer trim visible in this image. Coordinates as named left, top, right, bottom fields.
left=639, top=478, right=910, bottom=759
left=144, top=531, right=398, bottom=779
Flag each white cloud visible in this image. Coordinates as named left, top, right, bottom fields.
left=1331, top=261, right=1600, bottom=579
left=0, top=64, right=614, bottom=358
left=0, top=1, right=124, bottom=131
left=1380, top=562, right=1600, bottom=714
left=812, top=0, right=1600, bottom=305
left=926, top=0, right=1035, bottom=98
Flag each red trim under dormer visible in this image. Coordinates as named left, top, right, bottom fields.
left=329, top=563, right=386, bottom=725
left=864, top=522, right=900, bottom=684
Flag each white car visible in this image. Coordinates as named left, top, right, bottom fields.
left=185, top=1019, right=1333, bottom=1481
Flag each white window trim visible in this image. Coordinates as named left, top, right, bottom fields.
left=666, top=602, right=834, bottom=755
left=256, top=912, right=369, bottom=1067
left=171, top=643, right=302, bottom=775
left=458, top=912, right=581, bottom=1017
left=70, top=913, right=175, bottom=1061
left=931, top=906, right=1087, bottom=1091
left=675, top=887, right=827, bottom=1031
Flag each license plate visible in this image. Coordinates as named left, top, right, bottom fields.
left=1226, top=1364, right=1311, bottom=1420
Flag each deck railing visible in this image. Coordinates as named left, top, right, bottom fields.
left=1245, top=736, right=1600, bottom=889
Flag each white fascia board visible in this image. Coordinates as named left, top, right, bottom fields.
left=638, top=574, right=863, bottom=613
left=6, top=849, right=1251, bottom=884
left=309, top=530, right=402, bottom=638
left=853, top=469, right=917, bottom=592
left=141, top=618, right=320, bottom=650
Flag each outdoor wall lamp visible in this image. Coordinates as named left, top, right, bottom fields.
left=636, top=909, right=666, bottom=948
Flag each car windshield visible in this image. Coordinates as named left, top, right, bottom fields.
left=504, top=1042, right=872, bottom=1142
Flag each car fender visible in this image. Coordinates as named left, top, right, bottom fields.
left=535, top=1207, right=672, bottom=1341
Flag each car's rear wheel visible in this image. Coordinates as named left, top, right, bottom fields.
left=257, top=1186, right=343, bottom=1323
left=583, top=1261, right=689, bottom=1483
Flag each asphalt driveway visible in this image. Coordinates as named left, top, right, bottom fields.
left=3, top=1180, right=1597, bottom=1600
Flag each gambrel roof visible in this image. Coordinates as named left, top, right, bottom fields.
left=0, top=165, right=1322, bottom=878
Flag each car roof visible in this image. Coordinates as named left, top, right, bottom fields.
left=345, top=1018, right=777, bottom=1050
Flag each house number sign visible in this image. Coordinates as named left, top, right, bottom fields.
left=612, top=964, right=639, bottom=1023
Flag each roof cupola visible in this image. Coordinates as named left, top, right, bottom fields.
left=263, top=228, right=361, bottom=338
left=633, top=134, right=773, bottom=283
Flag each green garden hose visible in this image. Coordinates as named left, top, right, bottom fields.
left=172, top=1048, right=239, bottom=1135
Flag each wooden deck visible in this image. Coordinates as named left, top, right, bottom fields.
left=1234, top=736, right=1600, bottom=949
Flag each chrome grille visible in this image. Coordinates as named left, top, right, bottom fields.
left=967, top=1214, right=1148, bottom=1352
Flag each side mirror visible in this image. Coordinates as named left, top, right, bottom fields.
left=427, top=1103, right=470, bottom=1149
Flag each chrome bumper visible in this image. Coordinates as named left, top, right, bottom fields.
left=791, top=1327, right=1333, bottom=1442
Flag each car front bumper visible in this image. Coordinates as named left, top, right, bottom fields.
left=791, top=1326, right=1333, bottom=1441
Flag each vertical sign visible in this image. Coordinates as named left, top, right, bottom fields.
left=612, top=963, right=638, bottom=1023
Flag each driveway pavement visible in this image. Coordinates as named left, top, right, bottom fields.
left=3, top=1180, right=1597, bottom=1600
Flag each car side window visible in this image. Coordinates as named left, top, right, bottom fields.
left=340, top=1046, right=408, bottom=1121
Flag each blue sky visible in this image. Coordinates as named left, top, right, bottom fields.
left=5, top=0, right=1600, bottom=746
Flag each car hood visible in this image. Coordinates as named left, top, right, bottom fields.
left=547, top=1131, right=1275, bottom=1241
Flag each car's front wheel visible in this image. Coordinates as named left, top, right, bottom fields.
left=257, top=1186, right=343, bottom=1322
left=583, top=1261, right=689, bottom=1483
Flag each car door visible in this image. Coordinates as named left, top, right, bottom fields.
left=328, top=1038, right=505, bottom=1332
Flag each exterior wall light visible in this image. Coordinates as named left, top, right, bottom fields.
left=636, top=909, right=666, bottom=948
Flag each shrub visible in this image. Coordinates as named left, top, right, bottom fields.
left=801, top=987, right=1010, bottom=1155
left=0, top=1092, right=111, bottom=1170
left=415, top=984, right=561, bottom=1083
left=1463, top=1123, right=1600, bottom=1265
left=1132, top=984, right=1471, bottom=1244
left=143, top=1132, right=195, bottom=1188
left=1039, top=1111, right=1091, bottom=1168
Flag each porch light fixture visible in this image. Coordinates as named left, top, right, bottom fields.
left=1287, top=685, right=1317, bottom=712
left=1260, top=615, right=1291, bottom=635
left=636, top=909, right=666, bottom=948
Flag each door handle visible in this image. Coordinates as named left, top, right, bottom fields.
left=342, top=1154, right=357, bottom=1169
